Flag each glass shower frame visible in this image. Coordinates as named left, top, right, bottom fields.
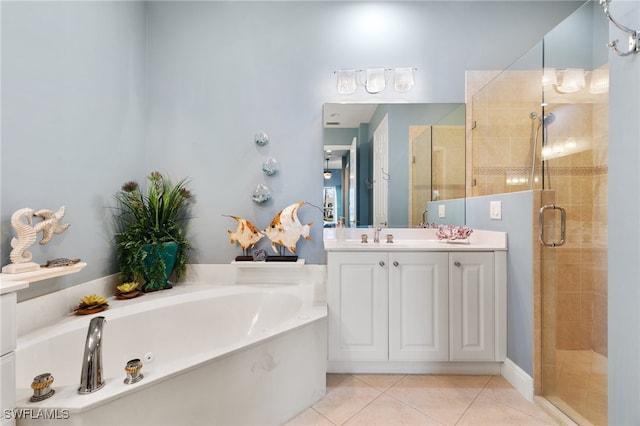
left=468, top=2, right=608, bottom=424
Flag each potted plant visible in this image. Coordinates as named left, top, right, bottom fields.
left=114, top=171, right=193, bottom=292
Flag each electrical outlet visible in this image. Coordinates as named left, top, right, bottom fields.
left=490, top=201, right=502, bottom=220
left=438, top=204, right=446, bottom=218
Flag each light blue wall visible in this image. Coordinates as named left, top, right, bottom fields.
left=466, top=192, right=535, bottom=376
left=144, top=1, right=582, bottom=256
left=1, top=1, right=584, bottom=291
left=607, top=1, right=640, bottom=424
left=1, top=1, right=147, bottom=300
left=426, top=198, right=466, bottom=226
left=368, top=103, right=463, bottom=227
left=5, top=2, right=640, bottom=422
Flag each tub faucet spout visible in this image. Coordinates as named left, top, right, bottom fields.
left=78, top=316, right=106, bottom=394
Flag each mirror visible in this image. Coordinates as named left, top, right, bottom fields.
left=323, top=103, right=465, bottom=228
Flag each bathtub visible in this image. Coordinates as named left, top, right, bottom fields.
left=13, top=281, right=327, bottom=425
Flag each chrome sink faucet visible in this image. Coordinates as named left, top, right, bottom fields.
left=374, top=224, right=383, bottom=243
left=78, top=316, right=106, bottom=394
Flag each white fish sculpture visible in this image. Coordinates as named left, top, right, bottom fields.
left=33, top=206, right=70, bottom=244
left=227, top=215, right=264, bottom=251
left=263, top=202, right=312, bottom=254
left=9, top=208, right=37, bottom=264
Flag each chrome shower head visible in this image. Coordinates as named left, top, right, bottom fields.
left=529, top=111, right=555, bottom=125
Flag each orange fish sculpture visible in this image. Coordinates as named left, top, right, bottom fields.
left=226, top=215, right=264, bottom=251
left=263, top=202, right=312, bottom=254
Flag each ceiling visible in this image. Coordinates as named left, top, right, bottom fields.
left=323, top=103, right=379, bottom=168
left=323, top=103, right=378, bottom=129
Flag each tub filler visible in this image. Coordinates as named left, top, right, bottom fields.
left=14, top=282, right=327, bottom=425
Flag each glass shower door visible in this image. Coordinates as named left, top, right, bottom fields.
left=539, top=3, right=609, bottom=423
left=538, top=84, right=609, bottom=425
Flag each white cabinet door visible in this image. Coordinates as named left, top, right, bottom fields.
left=328, top=252, right=388, bottom=361
left=389, top=252, right=449, bottom=361
left=449, top=252, right=495, bottom=361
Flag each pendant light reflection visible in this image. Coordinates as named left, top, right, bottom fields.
left=543, top=67, right=608, bottom=95
left=324, top=158, right=333, bottom=180
left=556, top=69, right=586, bottom=93
left=589, top=67, right=609, bottom=94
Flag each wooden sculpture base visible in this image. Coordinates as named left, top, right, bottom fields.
left=265, top=255, right=298, bottom=262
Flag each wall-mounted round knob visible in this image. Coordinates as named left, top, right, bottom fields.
left=454, top=261, right=462, bottom=267
left=30, top=373, right=55, bottom=402
left=124, top=359, right=144, bottom=384
left=393, top=261, right=399, bottom=267
left=379, top=260, right=385, bottom=267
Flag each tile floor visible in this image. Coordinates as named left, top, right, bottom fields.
left=285, top=374, right=578, bottom=426
left=546, top=350, right=607, bottom=426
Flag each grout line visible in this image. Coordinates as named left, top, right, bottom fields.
left=337, top=374, right=385, bottom=425
left=452, top=375, right=494, bottom=425
left=312, top=407, right=338, bottom=426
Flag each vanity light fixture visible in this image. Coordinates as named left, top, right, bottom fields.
left=394, top=67, right=414, bottom=92
left=337, top=69, right=357, bottom=94
left=334, top=67, right=417, bottom=94
left=365, top=68, right=387, bottom=93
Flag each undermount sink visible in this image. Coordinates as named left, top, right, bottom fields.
left=323, top=228, right=507, bottom=252
left=324, top=238, right=458, bottom=250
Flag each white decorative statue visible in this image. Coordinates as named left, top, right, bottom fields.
left=33, top=206, right=70, bottom=244
left=263, top=201, right=312, bottom=256
left=2, top=206, right=70, bottom=274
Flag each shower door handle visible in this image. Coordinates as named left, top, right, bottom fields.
left=538, top=204, right=566, bottom=247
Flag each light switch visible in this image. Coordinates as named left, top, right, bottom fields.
left=438, top=204, right=446, bottom=218
left=490, top=200, right=502, bottom=220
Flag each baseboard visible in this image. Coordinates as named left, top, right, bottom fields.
left=328, top=360, right=502, bottom=375
left=501, top=357, right=534, bottom=401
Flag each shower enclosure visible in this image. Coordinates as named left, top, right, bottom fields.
left=468, top=2, right=608, bottom=424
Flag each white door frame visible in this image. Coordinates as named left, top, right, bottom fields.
left=373, top=115, right=389, bottom=227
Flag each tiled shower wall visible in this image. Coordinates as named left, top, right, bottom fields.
left=467, top=67, right=609, bottom=363
left=432, top=125, right=466, bottom=202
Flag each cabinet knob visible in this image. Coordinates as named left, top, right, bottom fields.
left=393, top=261, right=399, bottom=267
left=454, top=261, right=461, bottom=267
left=379, top=261, right=385, bottom=267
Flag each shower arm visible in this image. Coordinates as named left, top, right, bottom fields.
left=600, top=0, right=640, bottom=56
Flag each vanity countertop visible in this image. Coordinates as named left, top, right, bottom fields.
left=323, top=228, right=507, bottom=252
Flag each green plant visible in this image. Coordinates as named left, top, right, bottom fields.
left=114, top=171, right=193, bottom=288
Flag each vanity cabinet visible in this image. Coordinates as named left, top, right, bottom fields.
left=327, top=248, right=505, bottom=373
left=388, top=252, right=449, bottom=361
left=327, top=252, right=389, bottom=361
left=449, top=252, right=496, bottom=361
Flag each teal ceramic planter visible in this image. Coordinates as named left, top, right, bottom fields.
left=142, top=241, right=178, bottom=292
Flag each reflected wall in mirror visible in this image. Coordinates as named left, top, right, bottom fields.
left=323, top=103, right=465, bottom=228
